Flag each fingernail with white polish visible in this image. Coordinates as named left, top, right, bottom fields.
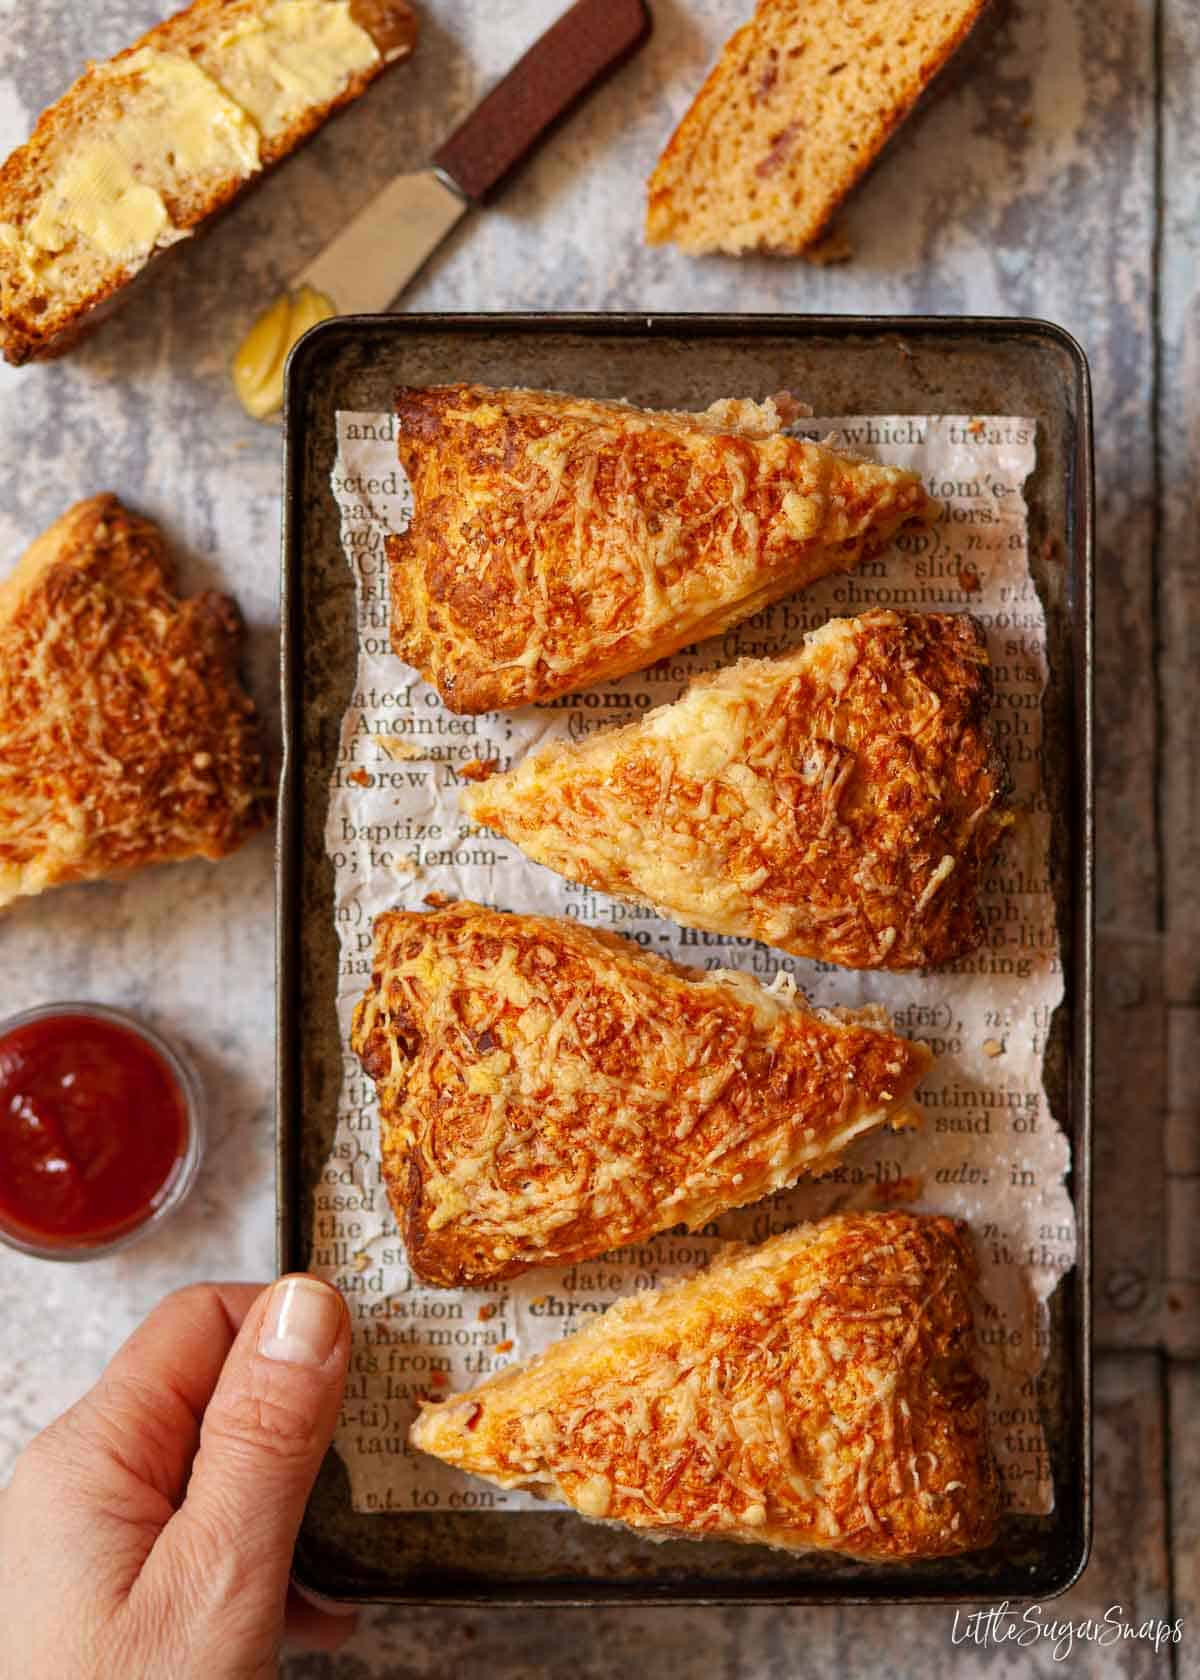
left=258, top=1276, right=343, bottom=1366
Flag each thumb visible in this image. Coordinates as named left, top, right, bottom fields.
left=139, top=1275, right=349, bottom=1652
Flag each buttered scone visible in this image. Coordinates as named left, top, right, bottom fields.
left=0, top=495, right=268, bottom=909
left=387, top=384, right=930, bottom=711
left=351, top=903, right=931, bottom=1286
left=412, top=1211, right=1000, bottom=1560
left=0, top=0, right=418, bottom=363
left=464, top=611, right=1011, bottom=972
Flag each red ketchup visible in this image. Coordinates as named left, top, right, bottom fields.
left=0, top=1012, right=190, bottom=1250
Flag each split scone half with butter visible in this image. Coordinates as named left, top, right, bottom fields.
left=0, top=494, right=268, bottom=910
left=464, top=610, right=1012, bottom=972
left=386, top=384, right=931, bottom=711
left=351, top=902, right=931, bottom=1287
left=412, top=1211, right=1000, bottom=1560
left=0, top=0, right=418, bottom=363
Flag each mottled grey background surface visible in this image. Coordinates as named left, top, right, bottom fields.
left=0, top=0, right=1193, bottom=1674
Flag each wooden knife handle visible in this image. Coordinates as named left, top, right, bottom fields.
left=433, top=0, right=652, bottom=203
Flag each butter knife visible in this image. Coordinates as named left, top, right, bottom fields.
left=233, top=0, right=652, bottom=417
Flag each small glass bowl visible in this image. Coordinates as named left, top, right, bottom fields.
left=0, top=1002, right=205, bottom=1262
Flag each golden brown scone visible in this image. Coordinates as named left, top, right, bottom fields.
left=464, top=611, right=1011, bottom=972
left=387, top=384, right=930, bottom=712
left=0, top=494, right=269, bottom=909
left=412, top=1211, right=999, bottom=1560
left=351, top=902, right=931, bottom=1286
left=0, top=0, right=418, bottom=363
left=646, top=0, right=989, bottom=256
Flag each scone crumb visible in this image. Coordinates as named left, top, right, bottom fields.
left=379, top=735, right=420, bottom=761
left=804, top=226, right=854, bottom=266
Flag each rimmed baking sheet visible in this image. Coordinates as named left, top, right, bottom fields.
left=278, top=314, right=1092, bottom=1605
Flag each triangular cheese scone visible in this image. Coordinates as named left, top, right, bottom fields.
left=645, top=0, right=990, bottom=256
left=411, top=1211, right=1000, bottom=1560
left=386, top=384, right=930, bottom=711
left=351, top=903, right=931, bottom=1286
left=464, top=610, right=1010, bottom=971
left=0, top=494, right=268, bottom=909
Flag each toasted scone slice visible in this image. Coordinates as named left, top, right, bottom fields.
left=351, top=903, right=931, bottom=1286
left=387, top=384, right=930, bottom=712
left=0, top=494, right=268, bottom=909
left=0, top=0, right=418, bottom=363
left=412, top=1211, right=999, bottom=1560
left=464, top=610, right=1011, bottom=971
left=646, top=0, right=990, bottom=256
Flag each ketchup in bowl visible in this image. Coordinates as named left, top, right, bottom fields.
left=0, top=1006, right=203, bottom=1258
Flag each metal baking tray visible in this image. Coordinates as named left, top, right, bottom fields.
left=277, top=313, right=1093, bottom=1605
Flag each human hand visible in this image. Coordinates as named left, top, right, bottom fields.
left=0, top=1277, right=356, bottom=1680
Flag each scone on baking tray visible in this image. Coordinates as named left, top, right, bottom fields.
left=464, top=610, right=1011, bottom=972
left=0, top=0, right=418, bottom=364
left=646, top=0, right=990, bottom=256
left=0, top=494, right=269, bottom=910
left=411, top=1211, right=1000, bottom=1560
left=351, top=902, right=931, bottom=1287
left=386, top=384, right=930, bottom=712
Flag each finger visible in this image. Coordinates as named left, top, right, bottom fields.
left=18, top=1284, right=264, bottom=1526
left=55, top=1283, right=265, bottom=1505
left=5, top=1283, right=267, bottom=1604
left=141, top=1275, right=350, bottom=1635
left=283, top=1584, right=360, bottom=1654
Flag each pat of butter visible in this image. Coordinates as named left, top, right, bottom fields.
left=232, top=285, right=336, bottom=420
left=26, top=144, right=171, bottom=262
left=25, top=50, right=260, bottom=265
left=118, top=49, right=262, bottom=177
left=213, top=0, right=380, bottom=134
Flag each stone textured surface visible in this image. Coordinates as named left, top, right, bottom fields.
left=0, top=0, right=1190, bottom=1672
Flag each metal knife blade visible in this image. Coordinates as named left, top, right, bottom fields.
left=232, top=0, right=651, bottom=418
left=293, top=168, right=468, bottom=318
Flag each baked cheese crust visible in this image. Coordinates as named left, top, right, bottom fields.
left=387, top=384, right=930, bottom=712
left=0, top=494, right=268, bottom=909
left=351, top=902, right=931, bottom=1286
left=411, top=1211, right=1000, bottom=1560
left=464, top=610, right=1011, bottom=971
